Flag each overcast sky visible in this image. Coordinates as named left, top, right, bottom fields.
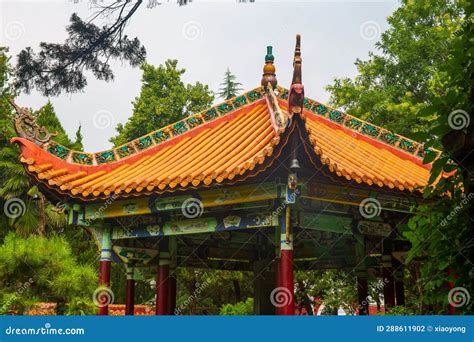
left=0, top=0, right=399, bottom=151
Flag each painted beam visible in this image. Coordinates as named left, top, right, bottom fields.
left=111, top=212, right=278, bottom=239
left=300, top=181, right=419, bottom=214
left=298, top=212, right=352, bottom=234
left=357, top=220, right=392, bottom=237
left=77, top=183, right=278, bottom=222
left=112, top=246, right=158, bottom=265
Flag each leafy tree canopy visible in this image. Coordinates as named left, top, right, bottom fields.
left=35, top=101, right=84, bottom=151
left=0, top=47, right=81, bottom=236
left=403, top=0, right=473, bottom=314
left=326, top=0, right=465, bottom=139
left=110, top=60, right=214, bottom=146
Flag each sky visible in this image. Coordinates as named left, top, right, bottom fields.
left=0, top=0, right=399, bottom=151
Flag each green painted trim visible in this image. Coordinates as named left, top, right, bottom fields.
left=276, top=86, right=439, bottom=159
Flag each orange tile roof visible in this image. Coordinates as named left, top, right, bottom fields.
left=14, top=98, right=283, bottom=200
left=296, top=105, right=429, bottom=191
left=12, top=87, right=433, bottom=201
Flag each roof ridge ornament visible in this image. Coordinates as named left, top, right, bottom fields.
left=261, top=46, right=277, bottom=90
left=265, top=81, right=287, bottom=133
left=288, top=34, right=304, bottom=117
left=10, top=99, right=57, bottom=146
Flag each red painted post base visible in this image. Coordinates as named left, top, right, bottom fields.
left=275, top=258, right=281, bottom=315
left=98, top=260, right=111, bottom=316
left=278, top=249, right=294, bottom=315
left=156, top=264, right=170, bottom=315
left=125, top=279, right=135, bottom=315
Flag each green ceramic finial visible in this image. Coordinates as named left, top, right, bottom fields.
left=265, top=46, right=274, bottom=62
left=261, top=45, right=277, bottom=89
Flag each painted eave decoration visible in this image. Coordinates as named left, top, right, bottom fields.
left=10, top=37, right=437, bottom=202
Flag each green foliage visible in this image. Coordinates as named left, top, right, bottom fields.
left=72, top=124, right=84, bottom=151
left=0, top=232, right=96, bottom=315
left=386, top=305, right=418, bottom=316
left=217, top=69, right=243, bottom=100
left=403, top=0, right=473, bottom=314
left=219, top=298, right=254, bottom=315
left=326, top=0, right=464, bottom=140
left=173, top=268, right=252, bottom=315
left=295, top=270, right=357, bottom=315
left=35, top=101, right=75, bottom=148
left=110, top=60, right=214, bottom=146
left=0, top=48, right=98, bottom=316
left=0, top=47, right=82, bottom=237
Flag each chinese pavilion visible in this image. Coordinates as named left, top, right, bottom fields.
left=11, top=36, right=435, bottom=316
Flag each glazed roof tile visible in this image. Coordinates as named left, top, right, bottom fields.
left=12, top=86, right=434, bottom=201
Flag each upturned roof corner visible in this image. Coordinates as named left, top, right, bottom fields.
left=9, top=99, right=57, bottom=146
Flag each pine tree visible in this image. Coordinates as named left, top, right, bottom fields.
left=72, top=124, right=84, bottom=151
left=217, top=69, right=243, bottom=100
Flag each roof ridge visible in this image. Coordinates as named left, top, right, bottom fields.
left=29, top=87, right=267, bottom=166
left=276, top=86, right=440, bottom=159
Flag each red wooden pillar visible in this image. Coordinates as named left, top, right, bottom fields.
left=168, top=272, right=177, bottom=315
left=357, top=274, right=369, bottom=315
left=277, top=206, right=294, bottom=315
left=156, top=259, right=170, bottom=315
left=125, top=266, right=135, bottom=315
left=275, top=258, right=281, bottom=315
left=279, top=249, right=294, bottom=315
left=97, top=227, right=112, bottom=316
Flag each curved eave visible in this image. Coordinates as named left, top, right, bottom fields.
left=13, top=100, right=288, bottom=201
left=295, top=105, right=431, bottom=192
